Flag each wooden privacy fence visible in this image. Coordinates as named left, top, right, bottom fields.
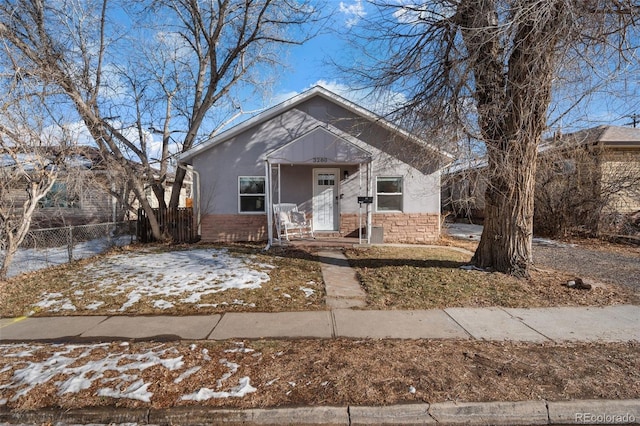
left=137, top=207, right=195, bottom=243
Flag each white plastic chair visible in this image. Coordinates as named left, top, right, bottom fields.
left=273, top=203, right=314, bottom=241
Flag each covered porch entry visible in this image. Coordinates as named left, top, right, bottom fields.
left=264, top=125, right=373, bottom=246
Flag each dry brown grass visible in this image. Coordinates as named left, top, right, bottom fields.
left=1, top=339, right=638, bottom=411
left=0, top=243, right=325, bottom=318
left=344, top=246, right=638, bottom=309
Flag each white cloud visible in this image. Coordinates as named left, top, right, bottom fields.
left=339, top=0, right=366, bottom=28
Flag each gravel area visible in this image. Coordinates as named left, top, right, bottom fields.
left=532, top=244, right=640, bottom=292
left=445, top=223, right=640, bottom=293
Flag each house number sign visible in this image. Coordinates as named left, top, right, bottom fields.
left=312, top=157, right=328, bottom=163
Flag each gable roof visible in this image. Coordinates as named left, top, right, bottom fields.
left=266, top=125, right=372, bottom=164
left=178, top=85, right=453, bottom=163
left=448, top=125, right=640, bottom=175
left=540, top=125, right=640, bottom=151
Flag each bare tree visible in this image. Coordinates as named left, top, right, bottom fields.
left=347, top=0, right=638, bottom=276
left=0, top=0, right=321, bottom=240
left=535, top=139, right=640, bottom=238
left=0, top=88, right=61, bottom=278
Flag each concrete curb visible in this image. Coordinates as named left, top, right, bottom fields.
left=1, top=400, right=638, bottom=425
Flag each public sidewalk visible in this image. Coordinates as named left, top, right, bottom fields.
left=1, top=304, right=638, bottom=343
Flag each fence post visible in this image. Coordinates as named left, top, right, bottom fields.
left=67, top=226, right=73, bottom=262
left=106, top=223, right=112, bottom=247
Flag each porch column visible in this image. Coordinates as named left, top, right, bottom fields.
left=265, top=160, right=273, bottom=247
left=367, top=161, right=372, bottom=244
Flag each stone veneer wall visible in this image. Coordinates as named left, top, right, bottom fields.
left=340, top=213, right=440, bottom=243
left=202, top=212, right=440, bottom=243
left=200, top=214, right=267, bottom=242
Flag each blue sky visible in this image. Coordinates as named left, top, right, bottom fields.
left=264, top=0, right=639, bottom=133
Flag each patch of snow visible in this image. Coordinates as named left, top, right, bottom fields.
left=299, top=287, right=315, bottom=298
left=174, top=366, right=201, bottom=384
left=85, top=301, right=105, bottom=310
left=0, top=343, right=181, bottom=403
left=153, top=300, right=175, bottom=309
left=216, top=359, right=239, bottom=388
left=97, top=379, right=152, bottom=402
left=50, top=248, right=274, bottom=312
left=180, top=377, right=257, bottom=401
left=282, top=293, right=291, bottom=299
left=460, top=264, right=486, bottom=272
left=5, top=235, right=134, bottom=278
left=224, top=342, right=255, bottom=354
left=32, top=293, right=77, bottom=312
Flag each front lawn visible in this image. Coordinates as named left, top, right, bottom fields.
left=344, top=246, right=638, bottom=309
left=0, top=244, right=324, bottom=317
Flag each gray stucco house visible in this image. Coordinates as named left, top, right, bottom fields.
left=178, top=86, right=452, bottom=245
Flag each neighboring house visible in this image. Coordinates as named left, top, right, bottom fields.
left=143, top=171, right=193, bottom=210
left=442, top=125, right=640, bottom=234
left=1, top=146, right=131, bottom=228
left=178, top=86, right=453, bottom=244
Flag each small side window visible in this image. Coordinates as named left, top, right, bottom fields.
left=376, top=177, right=403, bottom=212
left=238, top=176, right=265, bottom=213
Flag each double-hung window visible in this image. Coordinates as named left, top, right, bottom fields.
left=238, top=176, right=265, bottom=213
left=376, top=177, right=403, bottom=212
left=38, top=182, right=79, bottom=208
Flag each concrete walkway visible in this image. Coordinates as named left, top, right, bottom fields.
left=1, top=304, right=638, bottom=343
left=317, top=250, right=367, bottom=309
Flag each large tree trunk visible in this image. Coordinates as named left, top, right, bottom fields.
left=461, top=0, right=566, bottom=277
left=472, top=142, right=538, bottom=277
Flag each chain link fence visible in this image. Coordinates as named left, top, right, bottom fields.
left=3, top=221, right=136, bottom=278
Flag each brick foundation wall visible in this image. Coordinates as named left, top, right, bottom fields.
left=340, top=213, right=440, bottom=243
left=200, top=214, right=267, bottom=242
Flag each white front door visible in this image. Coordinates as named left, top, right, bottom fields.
left=313, top=168, right=339, bottom=231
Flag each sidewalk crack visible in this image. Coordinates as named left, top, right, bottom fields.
left=497, top=307, right=555, bottom=342
left=330, top=310, right=337, bottom=338
left=545, top=399, right=551, bottom=424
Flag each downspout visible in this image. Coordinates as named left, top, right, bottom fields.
left=111, top=181, right=117, bottom=222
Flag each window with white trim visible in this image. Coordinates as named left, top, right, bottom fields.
left=376, top=176, right=403, bottom=212
left=238, top=176, right=265, bottom=213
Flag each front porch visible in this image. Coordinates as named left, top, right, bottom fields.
left=265, top=125, right=374, bottom=247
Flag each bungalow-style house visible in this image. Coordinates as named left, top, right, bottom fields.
left=178, top=86, right=453, bottom=244
left=442, top=125, right=640, bottom=235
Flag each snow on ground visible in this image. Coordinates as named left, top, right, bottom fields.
left=30, top=248, right=275, bottom=313
left=0, top=342, right=257, bottom=405
left=4, top=235, right=134, bottom=278
left=445, top=223, right=577, bottom=248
